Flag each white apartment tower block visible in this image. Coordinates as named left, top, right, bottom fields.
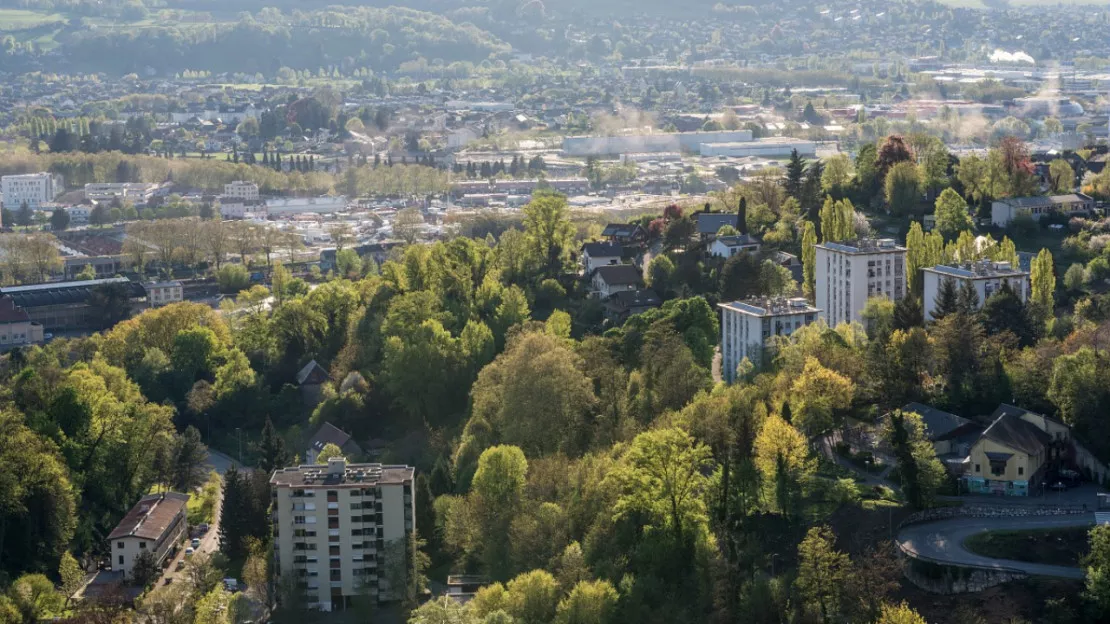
left=1, top=172, right=62, bottom=211
left=270, top=459, right=415, bottom=612
left=718, top=297, right=820, bottom=380
left=815, top=239, right=907, bottom=327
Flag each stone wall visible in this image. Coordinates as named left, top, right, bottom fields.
left=901, top=556, right=1026, bottom=595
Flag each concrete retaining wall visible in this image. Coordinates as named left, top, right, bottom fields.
left=902, top=556, right=1026, bottom=594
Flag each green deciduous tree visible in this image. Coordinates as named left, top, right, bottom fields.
left=523, top=192, right=575, bottom=278
left=933, top=188, right=973, bottom=240
left=801, top=220, right=817, bottom=297
left=794, top=526, right=851, bottom=624
left=884, top=161, right=921, bottom=216
left=608, top=427, right=714, bottom=542
left=1031, top=248, right=1056, bottom=310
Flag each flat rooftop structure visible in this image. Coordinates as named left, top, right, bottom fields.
left=924, top=261, right=1028, bottom=279
left=0, top=276, right=130, bottom=293
left=818, top=238, right=905, bottom=254
left=0, top=277, right=145, bottom=308
left=270, top=461, right=414, bottom=488
left=720, top=297, right=819, bottom=317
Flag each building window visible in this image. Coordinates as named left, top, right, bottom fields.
left=139, top=542, right=146, bottom=549
left=119, top=555, right=124, bottom=565
left=1018, top=467, right=1024, bottom=476
left=118, top=541, right=125, bottom=549
left=974, top=464, right=980, bottom=473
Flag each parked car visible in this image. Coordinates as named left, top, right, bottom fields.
left=198, top=523, right=210, bottom=534
left=191, top=538, right=201, bottom=549
left=185, top=547, right=195, bottom=558
left=224, top=578, right=239, bottom=592
left=176, top=560, right=185, bottom=571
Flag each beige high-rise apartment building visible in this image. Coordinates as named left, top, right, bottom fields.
left=270, top=458, right=415, bottom=612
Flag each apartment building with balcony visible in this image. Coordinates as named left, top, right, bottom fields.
left=815, top=238, right=906, bottom=327
left=270, top=458, right=415, bottom=612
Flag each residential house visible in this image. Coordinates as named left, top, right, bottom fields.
left=900, top=402, right=982, bottom=470
left=604, top=289, right=662, bottom=323
left=0, top=295, right=44, bottom=348
left=991, top=193, right=1094, bottom=226
left=581, top=242, right=624, bottom=273
left=965, top=410, right=1053, bottom=496
left=709, top=234, right=762, bottom=259
left=590, top=265, right=643, bottom=298
left=297, top=359, right=330, bottom=406
left=108, top=492, right=189, bottom=582
left=601, top=223, right=647, bottom=244
left=693, top=213, right=739, bottom=241
left=306, top=422, right=364, bottom=464
left=144, top=281, right=183, bottom=307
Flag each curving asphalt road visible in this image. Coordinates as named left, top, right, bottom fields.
left=896, top=513, right=1095, bottom=579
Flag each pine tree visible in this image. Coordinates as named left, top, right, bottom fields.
left=254, top=417, right=291, bottom=473
left=956, top=280, right=980, bottom=316
left=932, top=278, right=960, bottom=321
left=893, top=294, right=923, bottom=330
left=784, top=149, right=806, bottom=200
left=737, top=196, right=748, bottom=235
left=802, top=160, right=825, bottom=223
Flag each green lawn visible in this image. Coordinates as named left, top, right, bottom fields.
left=963, top=527, right=1090, bottom=567
left=0, top=8, right=65, bottom=31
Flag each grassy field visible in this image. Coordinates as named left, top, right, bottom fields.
left=963, top=527, right=1089, bottom=567
left=0, top=8, right=65, bottom=31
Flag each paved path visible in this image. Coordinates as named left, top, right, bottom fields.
left=896, top=513, right=1095, bottom=579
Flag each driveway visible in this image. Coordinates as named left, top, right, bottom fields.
left=896, top=513, right=1094, bottom=579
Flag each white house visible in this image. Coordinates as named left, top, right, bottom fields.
left=815, top=238, right=907, bottom=327
left=709, top=234, right=762, bottom=258
left=144, top=281, right=183, bottom=307
left=108, top=492, right=189, bottom=582
left=66, top=205, right=91, bottom=224
left=581, top=242, right=623, bottom=273
left=991, top=193, right=1094, bottom=227
left=1, top=172, right=63, bottom=211
left=223, top=180, right=259, bottom=201
left=590, top=265, right=643, bottom=298
left=447, top=127, right=480, bottom=150
left=719, top=298, right=820, bottom=378
left=922, top=261, right=1030, bottom=321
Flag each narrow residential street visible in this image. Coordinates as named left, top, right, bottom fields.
left=155, top=449, right=238, bottom=586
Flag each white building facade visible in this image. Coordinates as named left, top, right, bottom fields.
left=719, top=297, right=820, bottom=380
left=266, top=196, right=347, bottom=215
left=108, top=492, right=189, bottom=582
left=815, top=239, right=907, bottom=327
left=1, top=172, right=63, bottom=210
left=922, top=261, right=1030, bottom=321
left=270, top=459, right=415, bottom=612
left=223, top=181, right=259, bottom=201
left=144, top=281, right=184, bottom=307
